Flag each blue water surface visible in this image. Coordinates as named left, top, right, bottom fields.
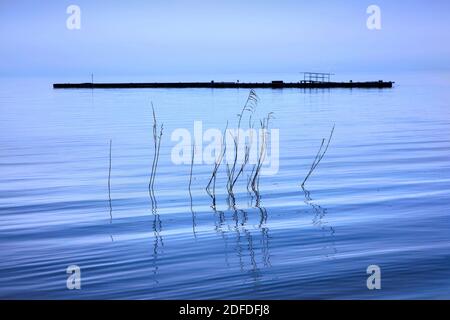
left=0, top=72, right=449, bottom=299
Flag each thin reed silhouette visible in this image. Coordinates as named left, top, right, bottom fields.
left=206, top=122, right=228, bottom=208
left=301, top=125, right=335, bottom=188
left=108, top=139, right=112, bottom=223
left=249, top=113, right=274, bottom=206
left=188, top=140, right=195, bottom=195
left=149, top=103, right=164, bottom=207
left=189, top=141, right=197, bottom=238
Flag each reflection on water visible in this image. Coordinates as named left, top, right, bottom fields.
left=150, top=204, right=163, bottom=285
left=302, top=186, right=337, bottom=259
left=1, top=75, right=450, bottom=299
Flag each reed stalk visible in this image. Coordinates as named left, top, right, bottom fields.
left=301, top=125, right=335, bottom=188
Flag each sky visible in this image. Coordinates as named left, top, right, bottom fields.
left=1, top=0, right=450, bottom=78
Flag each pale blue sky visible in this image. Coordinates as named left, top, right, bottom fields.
left=1, top=0, right=450, bottom=77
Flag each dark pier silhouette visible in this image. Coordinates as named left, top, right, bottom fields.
left=53, top=80, right=393, bottom=89
left=54, top=73, right=393, bottom=89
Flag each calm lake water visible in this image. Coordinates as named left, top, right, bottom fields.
left=1, top=72, right=449, bottom=299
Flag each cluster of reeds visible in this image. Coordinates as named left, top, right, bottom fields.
left=104, top=92, right=335, bottom=244
left=203, top=90, right=274, bottom=209
left=226, top=90, right=258, bottom=198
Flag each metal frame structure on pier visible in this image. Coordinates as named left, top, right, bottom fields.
left=301, top=72, right=334, bottom=83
